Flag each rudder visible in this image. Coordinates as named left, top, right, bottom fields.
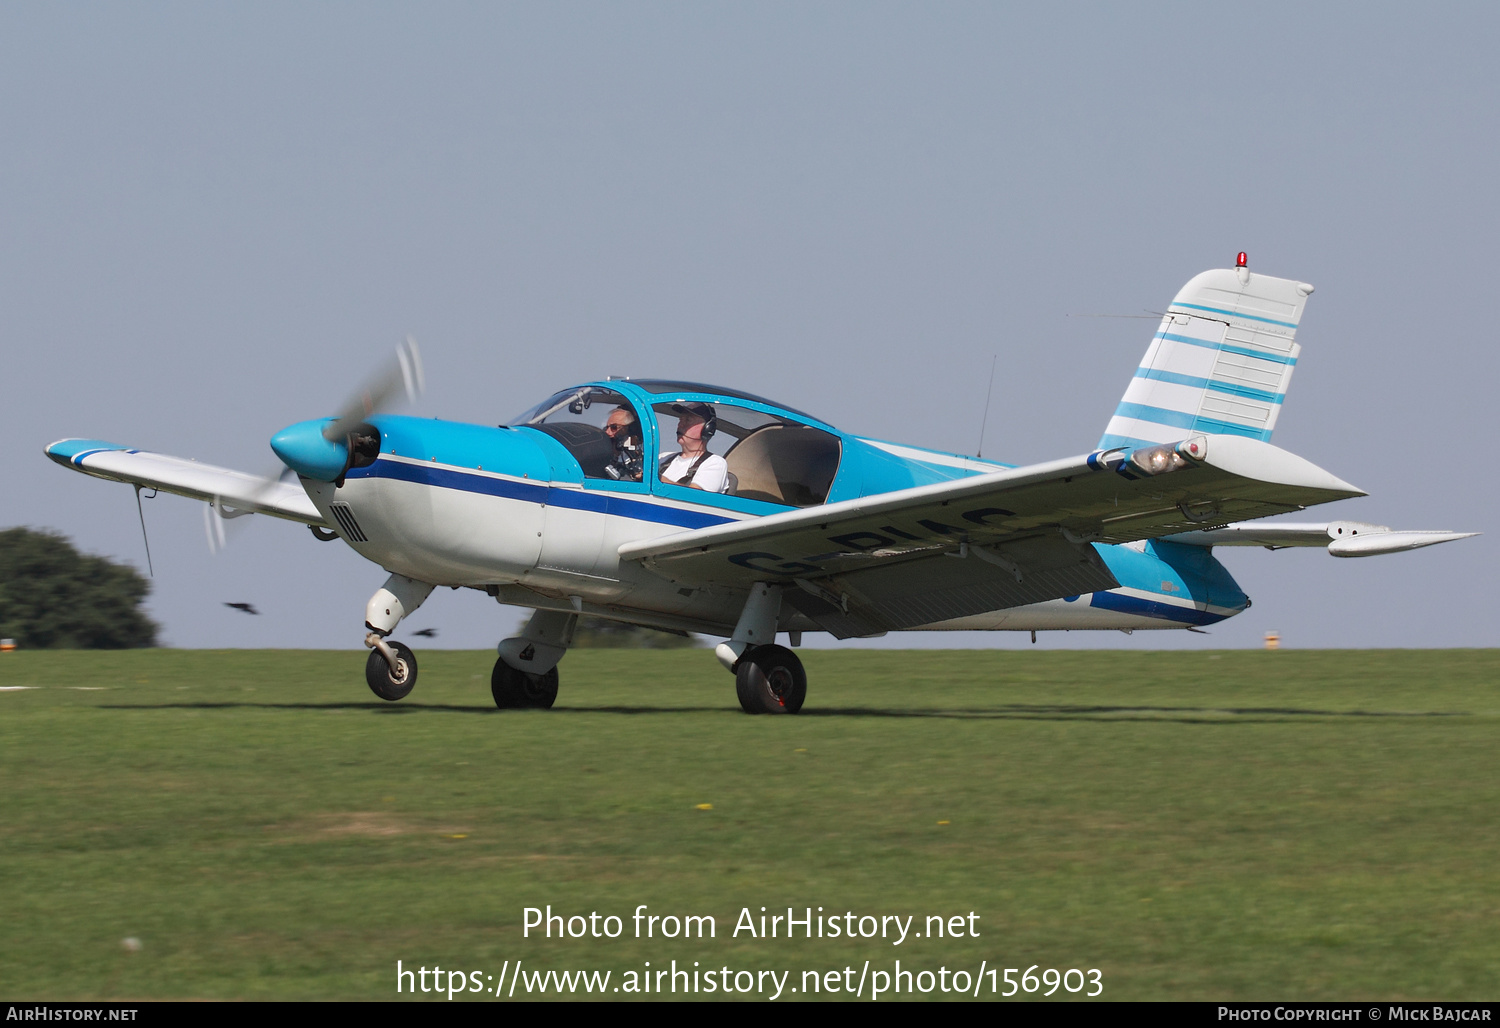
left=1098, top=262, right=1315, bottom=451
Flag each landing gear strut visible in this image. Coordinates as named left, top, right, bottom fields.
left=717, top=582, right=809, bottom=714
left=491, top=609, right=576, bottom=710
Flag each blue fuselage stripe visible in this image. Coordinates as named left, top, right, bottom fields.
left=1088, top=589, right=1229, bottom=626
left=346, top=460, right=737, bottom=530
left=1169, top=302, right=1299, bottom=329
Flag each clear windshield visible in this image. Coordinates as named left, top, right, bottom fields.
left=510, top=387, right=646, bottom=481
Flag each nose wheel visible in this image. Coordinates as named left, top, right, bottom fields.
left=734, top=644, right=806, bottom=714
left=365, top=640, right=418, bottom=701
left=491, top=658, right=559, bottom=709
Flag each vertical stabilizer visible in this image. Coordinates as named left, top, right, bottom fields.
left=1098, top=263, right=1314, bottom=451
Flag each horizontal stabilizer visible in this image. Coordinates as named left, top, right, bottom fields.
left=1165, top=520, right=1478, bottom=557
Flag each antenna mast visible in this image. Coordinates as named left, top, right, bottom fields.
left=976, top=355, right=998, bottom=458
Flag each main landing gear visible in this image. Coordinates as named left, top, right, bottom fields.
left=491, top=661, right=558, bottom=709
left=733, top=644, right=806, bottom=714
left=491, top=609, right=576, bottom=710
left=717, top=582, right=808, bottom=714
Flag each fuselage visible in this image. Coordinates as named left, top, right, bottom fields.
left=278, top=380, right=1249, bottom=637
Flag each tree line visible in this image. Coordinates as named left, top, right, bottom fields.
left=0, top=528, right=158, bottom=648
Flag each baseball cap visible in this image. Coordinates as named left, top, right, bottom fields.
left=671, top=402, right=715, bottom=421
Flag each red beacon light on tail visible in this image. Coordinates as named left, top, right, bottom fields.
left=1236, top=252, right=1248, bottom=268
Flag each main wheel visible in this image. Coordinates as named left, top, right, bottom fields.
left=734, top=644, right=807, bottom=714
left=491, top=658, right=559, bottom=709
left=365, top=640, right=417, bottom=701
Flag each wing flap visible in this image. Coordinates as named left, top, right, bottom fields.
left=781, top=533, right=1119, bottom=638
left=45, top=439, right=326, bottom=526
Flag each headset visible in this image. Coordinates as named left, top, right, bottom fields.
left=673, top=402, right=717, bottom=444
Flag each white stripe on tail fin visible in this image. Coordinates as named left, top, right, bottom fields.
left=1098, top=265, right=1315, bottom=451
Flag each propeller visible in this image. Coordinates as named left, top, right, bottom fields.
left=322, top=336, right=424, bottom=443
left=206, top=337, right=425, bottom=554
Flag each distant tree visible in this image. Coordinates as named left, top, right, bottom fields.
left=524, top=615, right=701, bottom=649
left=0, top=528, right=159, bottom=648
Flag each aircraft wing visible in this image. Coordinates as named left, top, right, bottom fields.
left=45, top=439, right=326, bottom=526
left=1165, top=520, right=1478, bottom=556
left=618, top=435, right=1365, bottom=638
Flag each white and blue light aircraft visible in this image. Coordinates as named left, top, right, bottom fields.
left=46, top=259, right=1474, bottom=713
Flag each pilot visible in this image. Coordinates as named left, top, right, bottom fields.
left=603, top=405, right=643, bottom=481
left=660, top=402, right=729, bottom=492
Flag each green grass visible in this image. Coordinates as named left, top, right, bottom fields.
left=0, top=648, right=1496, bottom=1000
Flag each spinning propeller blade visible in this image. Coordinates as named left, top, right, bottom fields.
left=322, top=336, right=424, bottom=442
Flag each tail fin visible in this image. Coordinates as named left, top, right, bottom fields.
left=1098, top=264, right=1315, bottom=451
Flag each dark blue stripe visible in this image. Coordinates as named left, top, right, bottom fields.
left=71, top=446, right=141, bottom=466
left=1089, top=589, right=1228, bottom=626
left=545, top=483, right=734, bottom=529
left=349, top=459, right=548, bottom=502
left=1169, top=301, right=1299, bottom=329
left=347, top=460, right=735, bottom=530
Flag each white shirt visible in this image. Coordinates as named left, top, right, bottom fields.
left=661, top=452, right=729, bottom=493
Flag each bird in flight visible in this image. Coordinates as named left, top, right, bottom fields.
left=411, top=628, right=437, bottom=638
left=224, top=602, right=260, bottom=615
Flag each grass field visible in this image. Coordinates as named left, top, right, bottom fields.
left=0, top=647, right=1496, bottom=1001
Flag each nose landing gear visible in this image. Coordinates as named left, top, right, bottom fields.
left=361, top=573, right=434, bottom=702
left=366, top=640, right=418, bottom=701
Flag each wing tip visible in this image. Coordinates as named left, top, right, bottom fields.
left=44, top=438, right=131, bottom=467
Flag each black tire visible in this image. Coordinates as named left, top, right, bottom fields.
left=365, top=640, right=417, bottom=701
left=734, top=644, right=807, bottom=715
left=491, top=658, right=559, bottom=710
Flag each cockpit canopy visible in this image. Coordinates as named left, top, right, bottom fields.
left=510, top=383, right=841, bottom=507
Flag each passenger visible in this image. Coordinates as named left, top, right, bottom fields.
left=660, top=402, right=729, bottom=492
left=603, top=406, right=644, bottom=481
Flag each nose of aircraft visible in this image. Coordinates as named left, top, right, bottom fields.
left=270, top=419, right=349, bottom=481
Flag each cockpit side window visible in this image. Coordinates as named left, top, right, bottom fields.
left=651, top=400, right=841, bottom=506
left=510, top=387, right=647, bottom=481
